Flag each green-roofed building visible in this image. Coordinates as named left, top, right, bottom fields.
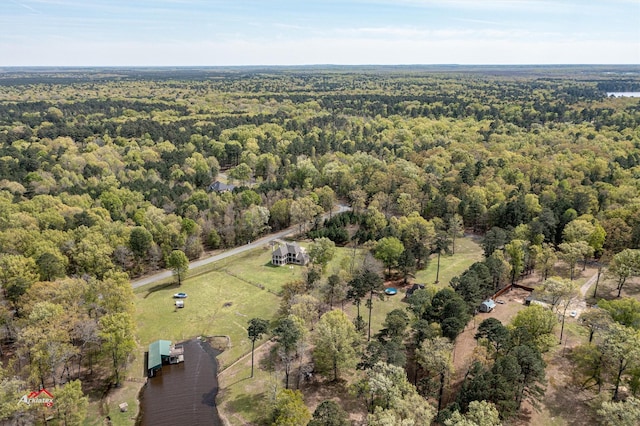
left=147, top=339, right=184, bottom=377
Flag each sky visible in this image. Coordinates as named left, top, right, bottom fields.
left=1, top=0, right=639, bottom=66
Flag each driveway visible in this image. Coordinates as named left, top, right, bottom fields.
left=131, top=203, right=350, bottom=289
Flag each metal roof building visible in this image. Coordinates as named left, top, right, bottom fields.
left=148, top=340, right=172, bottom=376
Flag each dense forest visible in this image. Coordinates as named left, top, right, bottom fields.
left=0, top=66, right=639, bottom=425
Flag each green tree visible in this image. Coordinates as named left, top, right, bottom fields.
left=166, top=249, right=189, bottom=286
left=314, top=186, right=337, bottom=216
left=607, top=249, right=640, bottom=297
left=395, top=212, right=436, bottom=269
left=571, top=343, right=605, bottom=392
left=504, top=239, right=526, bottom=284
left=322, top=274, right=345, bottom=310
left=511, top=345, right=546, bottom=410
left=129, top=226, right=153, bottom=259
left=580, top=308, right=613, bottom=343
left=346, top=273, right=369, bottom=332
left=558, top=241, right=592, bottom=280
left=362, top=362, right=436, bottom=424
left=534, top=243, right=557, bottom=281
left=358, top=269, right=385, bottom=341
left=397, top=249, right=416, bottom=285
left=374, top=236, right=404, bottom=277
left=270, top=198, right=292, bottom=230
left=313, top=310, right=360, bottom=381
left=445, top=400, right=501, bottom=426
left=598, top=298, right=640, bottom=329
left=510, top=304, right=557, bottom=352
left=0, top=254, right=39, bottom=307
left=273, top=317, right=303, bottom=389
left=448, top=214, right=464, bottom=255
left=483, top=227, right=507, bottom=257
left=291, top=197, right=322, bottom=234
left=19, top=301, right=76, bottom=388
left=380, top=309, right=410, bottom=339
left=597, top=396, right=640, bottom=426
left=270, top=389, right=311, bottom=426
left=248, top=317, right=269, bottom=378
left=54, top=380, right=88, bottom=426
left=308, top=237, right=337, bottom=270
left=0, top=376, right=32, bottom=425
left=308, top=400, right=349, bottom=426
left=417, top=336, right=454, bottom=412
left=228, top=162, right=252, bottom=185
left=36, top=251, right=67, bottom=282
left=427, top=288, right=470, bottom=340
left=485, top=250, right=511, bottom=291
left=433, top=229, right=452, bottom=284
left=601, top=324, right=640, bottom=400
left=99, top=312, right=136, bottom=387
left=475, top=318, right=510, bottom=358
left=238, top=205, right=270, bottom=242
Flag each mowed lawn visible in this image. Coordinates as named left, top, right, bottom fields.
left=414, top=235, right=484, bottom=287
left=220, top=244, right=308, bottom=294
left=135, top=245, right=305, bottom=368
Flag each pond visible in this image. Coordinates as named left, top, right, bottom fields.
left=137, top=338, right=222, bottom=426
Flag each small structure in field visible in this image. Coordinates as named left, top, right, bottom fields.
left=479, top=299, right=496, bottom=313
left=271, top=242, right=309, bottom=266
left=147, top=340, right=185, bottom=377
left=405, top=283, right=425, bottom=298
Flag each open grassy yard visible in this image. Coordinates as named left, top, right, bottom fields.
left=209, top=243, right=307, bottom=294
left=136, top=263, right=283, bottom=369
left=414, top=235, right=484, bottom=287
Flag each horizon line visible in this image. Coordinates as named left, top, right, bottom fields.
left=1, top=63, right=639, bottom=69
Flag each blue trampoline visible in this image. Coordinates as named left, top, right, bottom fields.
left=384, top=287, right=398, bottom=295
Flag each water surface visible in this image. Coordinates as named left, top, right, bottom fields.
left=138, top=338, right=222, bottom=426
left=607, top=92, right=640, bottom=97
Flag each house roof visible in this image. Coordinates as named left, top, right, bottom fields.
left=481, top=299, right=496, bottom=309
left=208, top=181, right=236, bottom=192
left=148, top=340, right=171, bottom=370
left=273, top=242, right=303, bottom=256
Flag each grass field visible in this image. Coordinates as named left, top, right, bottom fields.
left=135, top=250, right=293, bottom=368
left=414, top=234, right=484, bottom=287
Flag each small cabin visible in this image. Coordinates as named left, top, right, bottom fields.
left=479, top=299, right=496, bottom=313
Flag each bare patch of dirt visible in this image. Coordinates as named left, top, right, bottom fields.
left=444, top=288, right=529, bottom=407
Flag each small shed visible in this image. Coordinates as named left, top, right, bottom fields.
left=479, top=299, right=496, bottom=313
left=405, top=284, right=425, bottom=298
